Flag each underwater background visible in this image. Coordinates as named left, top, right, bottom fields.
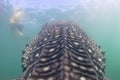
left=0, top=0, right=120, bottom=80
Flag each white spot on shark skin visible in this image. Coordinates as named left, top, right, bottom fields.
left=78, top=57, right=83, bottom=61
left=73, top=28, right=76, bottom=31
left=23, top=54, right=29, bottom=60
left=98, top=58, right=102, bottom=62
left=95, top=66, right=98, bottom=71
left=80, top=76, right=86, bottom=80
left=66, top=26, right=69, bottom=29
left=88, top=68, right=95, bottom=72
left=43, top=67, right=49, bottom=71
left=33, top=46, right=37, bottom=49
left=71, top=36, right=75, bottom=39
left=52, top=54, right=57, bottom=58
left=80, top=66, right=86, bottom=70
left=70, top=72, right=75, bottom=78
left=55, top=35, right=60, bottom=38
left=40, top=58, right=46, bottom=61
left=78, top=49, right=84, bottom=52
left=49, top=48, right=55, bottom=52
left=79, top=34, right=82, bottom=38
left=68, top=44, right=73, bottom=48
left=55, top=29, right=59, bottom=33
left=99, top=69, right=103, bottom=73
left=70, top=32, right=74, bottom=35
left=71, top=62, right=77, bottom=67
left=64, top=65, right=70, bottom=71
left=51, top=40, right=57, bottom=43
left=28, top=73, right=31, bottom=77
left=88, top=49, right=92, bottom=53
left=48, top=77, right=54, bottom=80
left=71, top=25, right=75, bottom=29
left=73, top=41, right=79, bottom=46
left=43, top=38, right=47, bottom=41
left=81, top=40, right=85, bottom=43
left=35, top=53, right=39, bottom=57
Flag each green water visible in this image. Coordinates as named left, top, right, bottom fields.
left=0, top=0, right=120, bottom=80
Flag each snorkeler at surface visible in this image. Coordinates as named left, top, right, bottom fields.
left=10, top=8, right=24, bottom=36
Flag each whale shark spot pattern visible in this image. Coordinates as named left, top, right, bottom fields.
left=16, top=21, right=106, bottom=80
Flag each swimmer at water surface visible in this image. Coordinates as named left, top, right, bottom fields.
left=10, top=8, right=24, bottom=36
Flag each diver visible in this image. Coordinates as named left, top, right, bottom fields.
left=10, top=8, right=24, bottom=37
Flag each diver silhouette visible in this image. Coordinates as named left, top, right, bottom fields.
left=10, top=8, right=24, bottom=37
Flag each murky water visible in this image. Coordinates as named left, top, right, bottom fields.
left=0, top=0, right=120, bottom=80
